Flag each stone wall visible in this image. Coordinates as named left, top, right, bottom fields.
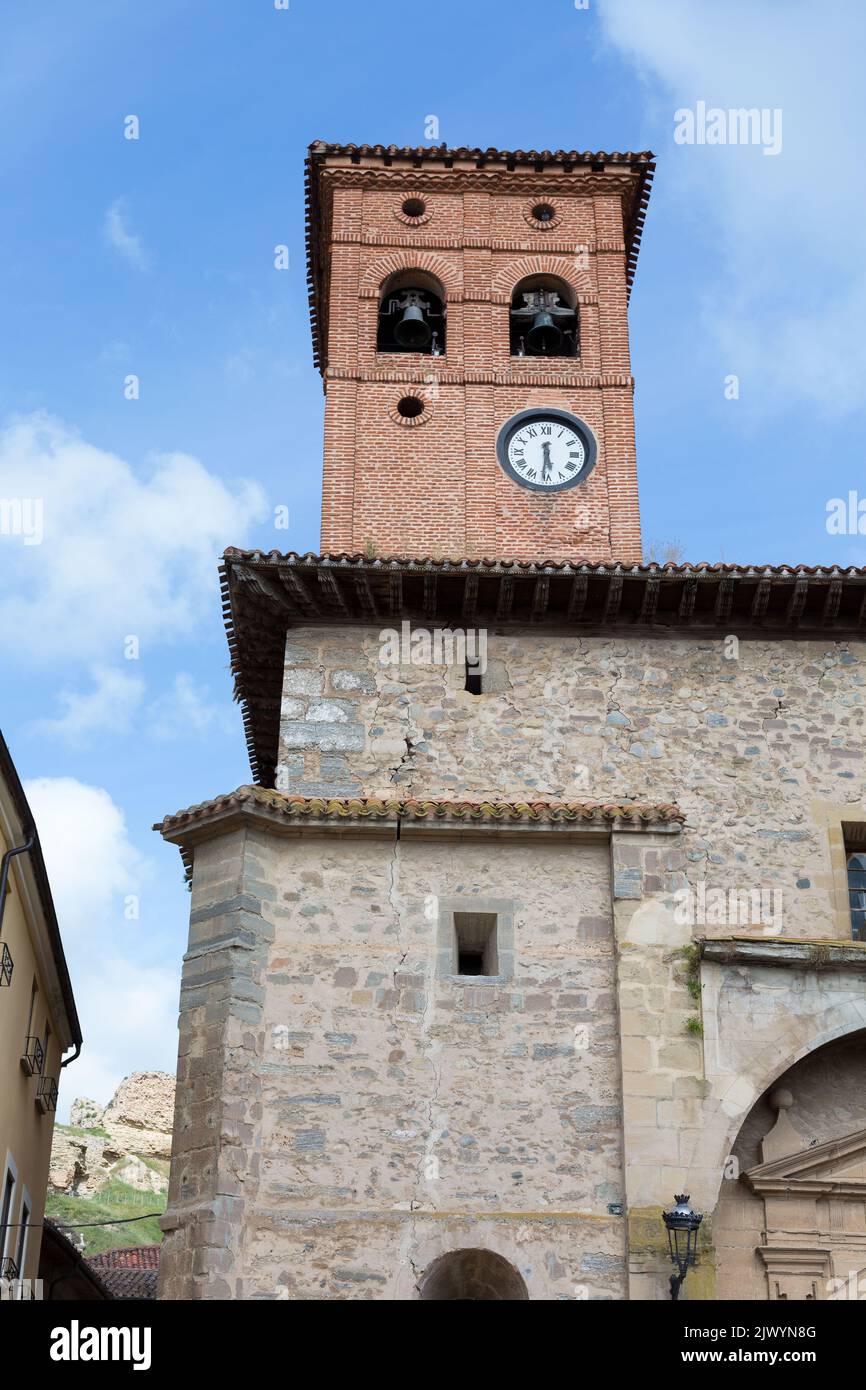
left=158, top=828, right=272, bottom=1300
left=159, top=621, right=866, bottom=1298
left=160, top=819, right=645, bottom=1299
left=275, top=626, right=865, bottom=945
left=269, top=623, right=866, bottom=1297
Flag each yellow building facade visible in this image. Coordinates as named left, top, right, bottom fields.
left=0, top=733, right=81, bottom=1290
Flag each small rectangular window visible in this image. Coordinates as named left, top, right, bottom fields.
left=465, top=658, right=483, bottom=695
left=453, top=912, right=498, bottom=977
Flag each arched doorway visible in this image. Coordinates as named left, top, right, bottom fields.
left=418, top=1248, right=529, bottom=1301
left=714, top=1029, right=866, bottom=1300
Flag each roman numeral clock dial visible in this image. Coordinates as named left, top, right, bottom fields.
left=496, top=407, right=598, bottom=494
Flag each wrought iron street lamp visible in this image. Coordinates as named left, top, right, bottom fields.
left=662, top=1194, right=703, bottom=1300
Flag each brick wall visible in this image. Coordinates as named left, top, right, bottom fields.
left=314, top=158, right=642, bottom=562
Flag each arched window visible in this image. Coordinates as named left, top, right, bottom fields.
left=509, top=275, right=578, bottom=359
left=377, top=271, right=445, bottom=356
left=847, top=851, right=866, bottom=940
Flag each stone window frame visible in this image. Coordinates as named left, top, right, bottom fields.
left=435, top=896, right=515, bottom=982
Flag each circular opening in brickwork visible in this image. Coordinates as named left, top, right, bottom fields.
left=531, top=202, right=556, bottom=224
left=402, top=197, right=426, bottom=218
left=396, top=395, right=425, bottom=419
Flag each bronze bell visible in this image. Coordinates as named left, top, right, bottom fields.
left=525, top=310, right=563, bottom=355
left=394, top=303, right=432, bottom=351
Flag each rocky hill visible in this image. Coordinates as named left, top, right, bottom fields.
left=47, top=1071, right=175, bottom=1255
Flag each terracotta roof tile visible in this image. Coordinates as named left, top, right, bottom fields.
left=309, top=141, right=655, bottom=163
left=156, top=788, right=683, bottom=879
left=86, top=1267, right=158, bottom=1300
left=89, top=1245, right=161, bottom=1270
left=86, top=1245, right=160, bottom=1300
left=223, top=549, right=866, bottom=578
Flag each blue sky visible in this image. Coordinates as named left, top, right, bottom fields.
left=1, top=0, right=864, bottom=1110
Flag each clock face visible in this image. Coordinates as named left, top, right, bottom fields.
left=496, top=408, right=598, bottom=493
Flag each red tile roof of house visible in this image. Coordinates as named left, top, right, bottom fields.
left=87, top=1245, right=160, bottom=1300
left=89, top=1245, right=161, bottom=1270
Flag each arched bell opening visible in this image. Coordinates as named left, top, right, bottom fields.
left=509, top=274, right=578, bottom=359
left=377, top=269, right=446, bottom=356
left=714, top=1028, right=866, bottom=1301
left=418, top=1247, right=529, bottom=1301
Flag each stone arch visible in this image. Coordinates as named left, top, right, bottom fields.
left=359, top=250, right=462, bottom=300
left=712, top=1028, right=866, bottom=1300
left=491, top=254, right=592, bottom=304
left=746, top=1014, right=866, bottom=1107
left=418, top=1248, right=529, bottom=1301
left=692, top=972, right=866, bottom=1222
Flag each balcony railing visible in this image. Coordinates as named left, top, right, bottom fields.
left=21, top=1034, right=44, bottom=1076
left=0, top=942, right=12, bottom=988
left=36, top=1075, right=58, bottom=1114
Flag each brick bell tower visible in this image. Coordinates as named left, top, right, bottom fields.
left=306, top=141, right=654, bottom=563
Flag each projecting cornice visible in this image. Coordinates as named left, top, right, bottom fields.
left=156, top=786, right=683, bottom=880
left=745, top=1126, right=866, bottom=1198
left=219, top=551, right=866, bottom=786
left=700, top=936, right=866, bottom=972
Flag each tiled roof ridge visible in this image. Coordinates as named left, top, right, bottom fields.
left=88, top=1245, right=161, bottom=1270
left=156, top=785, right=684, bottom=835
left=308, top=140, right=655, bottom=163
left=222, top=548, right=866, bottom=578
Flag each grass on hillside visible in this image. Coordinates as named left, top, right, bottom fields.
left=45, top=1179, right=166, bottom=1257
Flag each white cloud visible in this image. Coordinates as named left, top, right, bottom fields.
left=0, top=413, right=267, bottom=664
left=103, top=197, right=148, bottom=270
left=33, top=666, right=237, bottom=750
left=598, top=0, right=866, bottom=415
left=32, top=665, right=145, bottom=744
left=146, top=671, right=237, bottom=742
left=62, top=957, right=179, bottom=1115
left=23, top=776, right=178, bottom=1115
left=24, top=776, right=145, bottom=928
